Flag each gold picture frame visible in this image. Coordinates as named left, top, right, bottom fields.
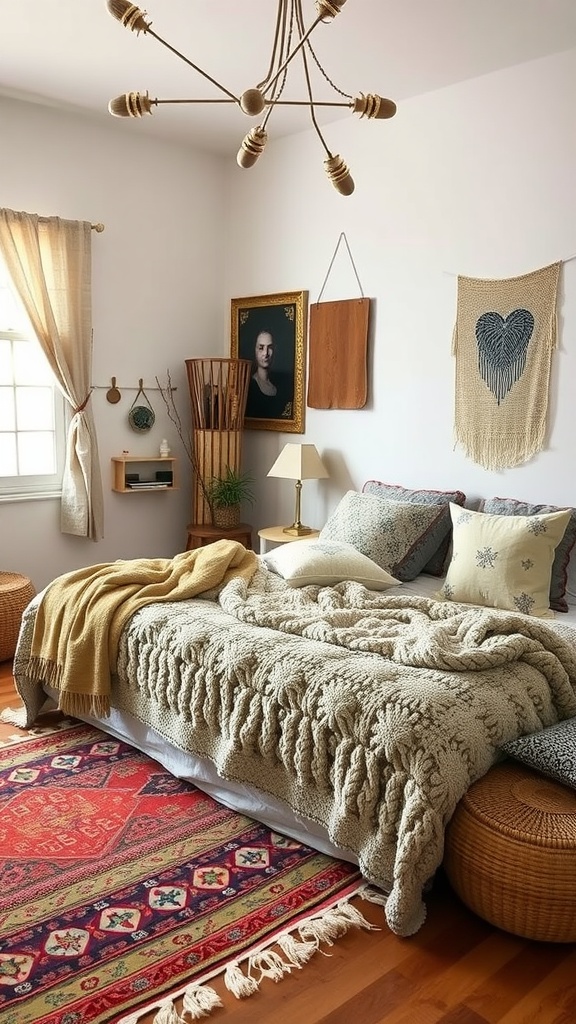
left=230, top=290, right=307, bottom=433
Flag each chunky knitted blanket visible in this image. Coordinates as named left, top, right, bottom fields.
left=11, top=566, right=576, bottom=937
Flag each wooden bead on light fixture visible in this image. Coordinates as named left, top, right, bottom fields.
left=316, top=0, right=347, bottom=21
left=240, top=89, right=266, bottom=116
left=353, top=94, right=397, bottom=120
left=106, top=0, right=151, bottom=33
left=324, top=155, right=355, bottom=195
left=108, top=92, right=154, bottom=117
left=237, top=127, right=268, bottom=168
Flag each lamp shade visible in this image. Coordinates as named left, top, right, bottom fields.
left=267, top=443, right=329, bottom=481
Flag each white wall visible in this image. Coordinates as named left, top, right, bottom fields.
left=0, top=96, right=226, bottom=590
left=2, top=46, right=576, bottom=590
left=223, top=48, right=576, bottom=537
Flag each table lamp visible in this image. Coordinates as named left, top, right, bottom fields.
left=267, top=443, right=329, bottom=536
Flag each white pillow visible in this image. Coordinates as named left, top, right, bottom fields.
left=439, top=504, right=572, bottom=618
left=262, top=539, right=401, bottom=590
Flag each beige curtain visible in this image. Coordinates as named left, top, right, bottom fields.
left=0, top=208, right=104, bottom=539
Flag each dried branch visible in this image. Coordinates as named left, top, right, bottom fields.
left=155, top=371, right=214, bottom=516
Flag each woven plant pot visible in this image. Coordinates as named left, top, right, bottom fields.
left=0, top=572, right=36, bottom=662
left=213, top=505, right=241, bottom=529
left=444, top=761, right=576, bottom=942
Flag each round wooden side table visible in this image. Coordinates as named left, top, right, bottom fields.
left=258, top=526, right=320, bottom=554
left=185, top=523, right=253, bottom=552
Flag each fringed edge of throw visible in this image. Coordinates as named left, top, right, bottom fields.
left=116, top=883, right=385, bottom=1024
left=25, top=656, right=111, bottom=718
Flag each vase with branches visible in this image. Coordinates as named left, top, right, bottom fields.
left=156, top=369, right=253, bottom=530
left=156, top=370, right=215, bottom=518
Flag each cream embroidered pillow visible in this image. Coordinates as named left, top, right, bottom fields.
left=439, top=504, right=571, bottom=618
left=262, top=539, right=401, bottom=590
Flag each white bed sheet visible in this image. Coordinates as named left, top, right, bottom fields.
left=55, top=696, right=359, bottom=863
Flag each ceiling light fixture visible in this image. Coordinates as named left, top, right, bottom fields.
left=106, top=0, right=397, bottom=195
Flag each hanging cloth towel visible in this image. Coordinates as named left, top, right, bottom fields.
left=452, top=261, right=561, bottom=470
left=307, top=234, right=371, bottom=409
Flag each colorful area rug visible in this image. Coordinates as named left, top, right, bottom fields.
left=0, top=723, right=378, bottom=1023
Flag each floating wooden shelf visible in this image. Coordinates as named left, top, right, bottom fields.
left=111, top=455, right=179, bottom=493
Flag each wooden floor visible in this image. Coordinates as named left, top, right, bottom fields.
left=1, top=659, right=575, bottom=1024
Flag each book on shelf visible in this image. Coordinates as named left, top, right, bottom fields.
left=126, top=480, right=170, bottom=489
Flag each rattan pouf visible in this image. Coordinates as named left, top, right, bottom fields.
left=0, top=571, right=36, bottom=662
left=444, top=760, right=576, bottom=942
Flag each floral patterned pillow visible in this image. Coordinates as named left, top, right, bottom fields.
left=362, top=480, right=466, bottom=576
left=319, top=491, right=449, bottom=582
left=439, top=504, right=572, bottom=617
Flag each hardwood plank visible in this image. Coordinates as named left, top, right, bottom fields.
left=377, top=931, right=521, bottom=1024
left=464, top=942, right=572, bottom=1022
left=437, top=1007, right=490, bottom=1024
left=495, top=953, right=576, bottom=1024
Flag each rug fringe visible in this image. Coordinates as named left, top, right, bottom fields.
left=0, top=706, right=29, bottom=728
left=118, top=884, right=383, bottom=1023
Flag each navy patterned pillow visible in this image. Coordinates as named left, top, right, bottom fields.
left=319, top=491, right=448, bottom=582
left=481, top=497, right=576, bottom=613
left=362, top=480, right=466, bottom=576
left=501, top=718, right=576, bottom=790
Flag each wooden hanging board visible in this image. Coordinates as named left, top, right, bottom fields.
left=307, top=233, right=371, bottom=409
left=307, top=298, right=370, bottom=409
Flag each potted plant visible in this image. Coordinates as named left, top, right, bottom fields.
left=207, top=467, right=255, bottom=528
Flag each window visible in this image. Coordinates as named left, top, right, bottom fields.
left=0, top=260, right=65, bottom=500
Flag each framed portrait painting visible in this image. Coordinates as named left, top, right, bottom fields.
left=230, top=290, right=307, bottom=433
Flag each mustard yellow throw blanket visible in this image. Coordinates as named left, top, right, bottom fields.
left=27, top=540, right=258, bottom=717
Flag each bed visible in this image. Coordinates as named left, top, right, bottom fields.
left=9, top=485, right=576, bottom=938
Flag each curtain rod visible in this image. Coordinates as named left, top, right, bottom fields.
left=33, top=216, right=105, bottom=232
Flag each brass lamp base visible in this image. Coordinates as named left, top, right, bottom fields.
left=282, top=524, right=314, bottom=537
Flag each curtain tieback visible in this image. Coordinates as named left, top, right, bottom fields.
left=73, top=390, right=93, bottom=414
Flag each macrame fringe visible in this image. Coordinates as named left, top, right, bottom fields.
left=116, top=884, right=382, bottom=1024
left=453, top=426, right=546, bottom=470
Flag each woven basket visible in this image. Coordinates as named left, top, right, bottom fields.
left=0, top=572, right=36, bottom=662
left=213, top=505, right=241, bottom=529
left=444, top=761, right=576, bottom=942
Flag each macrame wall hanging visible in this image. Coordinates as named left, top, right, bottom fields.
left=307, top=233, right=371, bottom=409
left=452, top=260, right=561, bottom=470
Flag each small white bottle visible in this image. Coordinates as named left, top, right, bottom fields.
left=159, top=438, right=170, bottom=458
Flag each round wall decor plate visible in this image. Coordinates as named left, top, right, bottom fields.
left=128, top=405, right=155, bottom=432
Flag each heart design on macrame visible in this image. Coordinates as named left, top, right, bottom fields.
left=475, top=308, right=534, bottom=405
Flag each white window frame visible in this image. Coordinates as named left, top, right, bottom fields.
left=0, top=326, right=67, bottom=504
